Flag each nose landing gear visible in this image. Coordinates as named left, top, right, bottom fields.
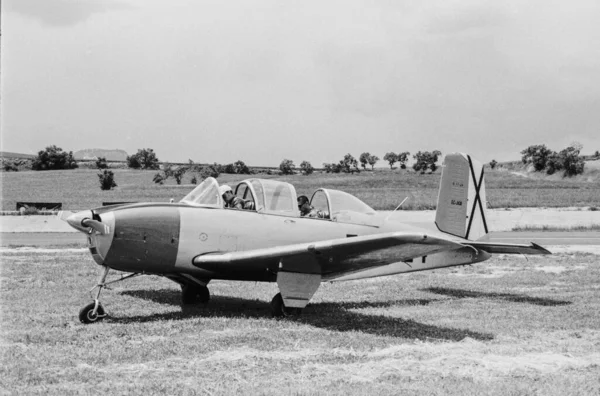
left=79, top=265, right=141, bottom=324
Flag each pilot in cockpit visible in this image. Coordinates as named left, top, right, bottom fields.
left=297, top=195, right=329, bottom=219
left=219, top=185, right=255, bottom=210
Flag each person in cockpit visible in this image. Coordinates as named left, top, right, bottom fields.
left=297, top=195, right=329, bottom=219
left=219, top=185, right=255, bottom=210
left=219, top=185, right=245, bottom=209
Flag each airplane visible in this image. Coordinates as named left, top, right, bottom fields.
left=62, top=153, right=550, bottom=323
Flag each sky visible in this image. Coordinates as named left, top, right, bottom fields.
left=2, top=0, right=600, bottom=166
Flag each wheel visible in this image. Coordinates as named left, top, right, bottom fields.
left=79, top=302, right=106, bottom=324
left=181, top=284, right=210, bottom=305
left=197, top=286, right=210, bottom=303
left=181, top=285, right=197, bottom=305
left=270, top=293, right=302, bottom=318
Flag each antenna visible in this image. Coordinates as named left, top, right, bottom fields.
left=383, top=197, right=408, bottom=223
left=393, top=197, right=409, bottom=212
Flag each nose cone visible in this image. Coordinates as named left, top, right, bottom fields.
left=66, top=210, right=94, bottom=233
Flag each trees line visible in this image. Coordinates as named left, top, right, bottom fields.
left=4, top=144, right=598, bottom=191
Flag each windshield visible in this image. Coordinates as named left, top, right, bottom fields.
left=180, top=177, right=222, bottom=207
left=328, top=189, right=375, bottom=216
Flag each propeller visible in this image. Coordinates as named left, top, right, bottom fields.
left=81, top=218, right=110, bottom=235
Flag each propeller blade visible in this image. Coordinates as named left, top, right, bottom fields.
left=58, top=210, right=73, bottom=221
left=81, top=219, right=110, bottom=235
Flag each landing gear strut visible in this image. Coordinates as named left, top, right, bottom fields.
left=270, top=293, right=302, bottom=318
left=79, top=265, right=110, bottom=324
left=79, top=265, right=141, bottom=324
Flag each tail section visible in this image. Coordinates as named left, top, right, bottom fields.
left=435, top=153, right=488, bottom=240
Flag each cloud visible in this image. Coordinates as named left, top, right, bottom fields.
left=5, top=0, right=133, bottom=27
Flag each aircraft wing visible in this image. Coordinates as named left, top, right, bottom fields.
left=192, top=232, right=465, bottom=277
left=466, top=241, right=551, bottom=255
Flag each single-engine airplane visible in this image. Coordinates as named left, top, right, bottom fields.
left=63, top=153, right=550, bottom=323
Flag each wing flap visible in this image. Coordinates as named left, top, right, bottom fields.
left=467, top=241, right=551, bottom=255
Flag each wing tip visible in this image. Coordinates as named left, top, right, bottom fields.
left=531, top=242, right=552, bottom=255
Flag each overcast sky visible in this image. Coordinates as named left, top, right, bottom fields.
left=2, top=0, right=599, bottom=166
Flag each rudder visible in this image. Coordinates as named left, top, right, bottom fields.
left=435, top=153, right=488, bottom=240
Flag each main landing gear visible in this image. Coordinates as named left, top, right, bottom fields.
left=79, top=265, right=141, bottom=324
left=270, top=293, right=302, bottom=318
left=181, top=283, right=210, bottom=305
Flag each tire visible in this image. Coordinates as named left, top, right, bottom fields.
left=79, top=302, right=106, bottom=324
left=270, top=293, right=302, bottom=318
left=197, top=286, right=210, bottom=303
left=181, top=285, right=197, bottom=305
left=181, top=284, right=210, bottom=305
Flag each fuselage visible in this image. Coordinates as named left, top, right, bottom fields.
left=74, top=202, right=489, bottom=282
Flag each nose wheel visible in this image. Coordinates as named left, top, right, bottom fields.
left=79, top=301, right=106, bottom=324
left=79, top=265, right=110, bottom=324
left=79, top=265, right=141, bottom=324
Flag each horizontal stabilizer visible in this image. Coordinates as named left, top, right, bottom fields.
left=466, top=241, right=551, bottom=255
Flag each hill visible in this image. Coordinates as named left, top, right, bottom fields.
left=0, top=151, right=36, bottom=159
left=73, top=149, right=128, bottom=161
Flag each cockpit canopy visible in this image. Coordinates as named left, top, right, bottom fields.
left=234, top=179, right=298, bottom=216
left=180, top=177, right=298, bottom=216
left=180, top=177, right=223, bottom=208
left=180, top=177, right=377, bottom=226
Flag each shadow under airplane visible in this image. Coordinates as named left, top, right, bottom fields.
left=423, top=287, right=572, bottom=306
left=118, top=289, right=493, bottom=342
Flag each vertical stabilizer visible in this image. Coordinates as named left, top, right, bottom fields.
left=435, top=153, right=488, bottom=240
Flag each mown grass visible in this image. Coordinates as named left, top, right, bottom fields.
left=2, top=167, right=600, bottom=211
left=1, top=248, right=599, bottom=395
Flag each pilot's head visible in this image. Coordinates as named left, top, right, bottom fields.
left=219, top=185, right=234, bottom=203
left=297, top=195, right=310, bottom=215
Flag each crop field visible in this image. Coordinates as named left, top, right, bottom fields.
left=1, top=165, right=600, bottom=211
left=1, top=247, right=599, bottom=395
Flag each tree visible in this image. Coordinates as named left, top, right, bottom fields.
left=299, top=160, right=314, bottom=175
left=359, top=152, right=371, bottom=170
left=222, top=163, right=236, bottom=174
left=558, top=145, right=585, bottom=176
left=594, top=150, right=600, bottom=159
left=412, top=150, right=442, bottom=173
left=383, top=152, right=398, bottom=169
left=340, top=153, right=359, bottom=173
left=3, top=160, right=19, bottom=172
left=199, top=164, right=221, bottom=180
left=95, top=156, right=108, bottom=169
left=126, top=148, right=160, bottom=170
left=489, top=159, right=498, bottom=169
left=520, top=144, right=552, bottom=172
left=31, top=145, right=78, bottom=170
left=153, top=172, right=166, bottom=185
left=233, top=160, right=251, bottom=175
left=279, top=159, right=296, bottom=175
left=173, top=167, right=187, bottom=185
left=367, top=154, right=379, bottom=170
left=545, top=151, right=563, bottom=175
left=397, top=151, right=410, bottom=169
left=98, top=170, right=117, bottom=190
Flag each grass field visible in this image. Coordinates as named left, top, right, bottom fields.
left=1, top=165, right=600, bottom=211
left=1, top=248, right=599, bottom=395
